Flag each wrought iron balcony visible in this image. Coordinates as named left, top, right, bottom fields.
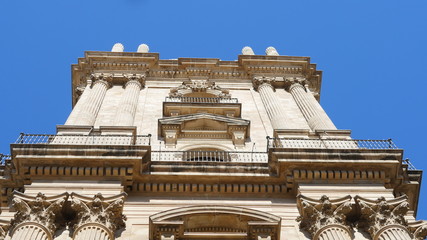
left=14, top=133, right=151, bottom=146
left=151, top=150, right=268, bottom=163
left=165, top=96, right=238, bottom=104
left=267, top=137, right=398, bottom=150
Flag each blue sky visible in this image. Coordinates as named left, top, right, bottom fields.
left=1, top=1, right=426, bottom=219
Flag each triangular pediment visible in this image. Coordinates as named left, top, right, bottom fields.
left=158, top=113, right=250, bottom=147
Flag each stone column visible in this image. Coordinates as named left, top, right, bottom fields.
left=286, top=77, right=336, bottom=130
left=297, top=195, right=353, bottom=240
left=10, top=192, right=68, bottom=240
left=76, top=73, right=111, bottom=126
left=70, top=192, right=127, bottom=240
left=355, top=195, right=413, bottom=240
left=113, top=74, right=145, bottom=126
left=253, top=76, right=289, bottom=130
left=65, top=79, right=92, bottom=125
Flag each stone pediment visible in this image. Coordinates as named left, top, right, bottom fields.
left=158, top=113, right=250, bottom=147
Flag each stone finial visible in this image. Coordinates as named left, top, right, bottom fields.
left=355, top=195, right=411, bottom=239
left=10, top=191, right=68, bottom=236
left=296, top=195, right=353, bottom=238
left=111, top=43, right=124, bottom=52
left=70, top=192, right=127, bottom=234
left=242, top=46, right=255, bottom=55
left=265, top=46, right=279, bottom=56
left=137, top=43, right=150, bottom=53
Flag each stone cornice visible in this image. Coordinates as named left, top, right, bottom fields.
left=71, top=52, right=323, bottom=106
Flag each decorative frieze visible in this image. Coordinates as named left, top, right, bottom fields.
left=297, top=195, right=353, bottom=240
left=355, top=195, right=412, bottom=240
left=70, top=192, right=127, bottom=240
left=10, top=192, right=68, bottom=240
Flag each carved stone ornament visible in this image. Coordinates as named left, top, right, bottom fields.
left=0, top=219, right=10, bottom=240
left=70, top=192, right=127, bottom=235
left=296, top=195, right=353, bottom=238
left=90, top=73, right=113, bottom=87
left=124, top=73, right=146, bottom=88
left=284, top=77, right=307, bottom=91
left=10, top=191, right=68, bottom=236
left=355, top=195, right=411, bottom=239
left=252, top=76, right=276, bottom=91
left=169, top=80, right=230, bottom=98
left=408, top=220, right=427, bottom=240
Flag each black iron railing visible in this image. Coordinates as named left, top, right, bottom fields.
left=14, top=133, right=151, bottom=146
left=267, top=137, right=398, bottom=150
left=403, top=158, right=417, bottom=170
left=165, top=97, right=238, bottom=104
left=152, top=150, right=267, bottom=163
left=0, top=154, right=11, bottom=165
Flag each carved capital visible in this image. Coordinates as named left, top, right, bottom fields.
left=124, top=73, right=146, bottom=89
left=10, top=191, right=68, bottom=235
left=0, top=219, right=10, bottom=240
left=408, top=221, right=427, bottom=240
left=70, top=192, right=127, bottom=235
left=90, top=73, right=113, bottom=88
left=252, top=76, right=276, bottom=91
left=284, top=77, right=307, bottom=92
left=296, top=195, right=353, bottom=238
left=355, top=195, right=411, bottom=239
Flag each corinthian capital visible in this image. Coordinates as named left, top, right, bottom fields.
left=355, top=195, right=411, bottom=239
left=90, top=73, right=113, bottom=88
left=297, top=195, right=353, bottom=238
left=10, top=191, right=68, bottom=235
left=284, top=77, right=307, bottom=91
left=252, top=76, right=276, bottom=91
left=124, top=73, right=146, bottom=88
left=70, top=192, right=127, bottom=234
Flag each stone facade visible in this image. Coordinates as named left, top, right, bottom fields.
left=0, top=44, right=425, bottom=239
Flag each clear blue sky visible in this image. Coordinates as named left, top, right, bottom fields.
left=1, top=1, right=426, bottom=219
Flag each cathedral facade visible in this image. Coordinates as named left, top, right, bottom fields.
left=0, top=43, right=425, bottom=239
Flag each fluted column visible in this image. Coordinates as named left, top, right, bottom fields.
left=286, top=78, right=336, bottom=130
left=10, top=192, right=68, bottom=240
left=253, top=76, right=289, bottom=130
left=113, top=74, right=144, bottom=126
left=297, top=195, right=353, bottom=240
left=355, top=195, right=413, bottom=240
left=65, top=79, right=92, bottom=125
left=70, top=192, right=127, bottom=240
left=76, top=74, right=111, bottom=126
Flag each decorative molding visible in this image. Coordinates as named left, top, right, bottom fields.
left=252, top=76, right=276, bottom=91
left=355, top=195, right=411, bottom=239
left=408, top=220, right=427, bottom=240
left=10, top=191, right=68, bottom=237
left=169, top=80, right=230, bottom=98
left=296, top=195, right=353, bottom=238
left=70, top=192, right=127, bottom=236
left=124, top=73, right=146, bottom=89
